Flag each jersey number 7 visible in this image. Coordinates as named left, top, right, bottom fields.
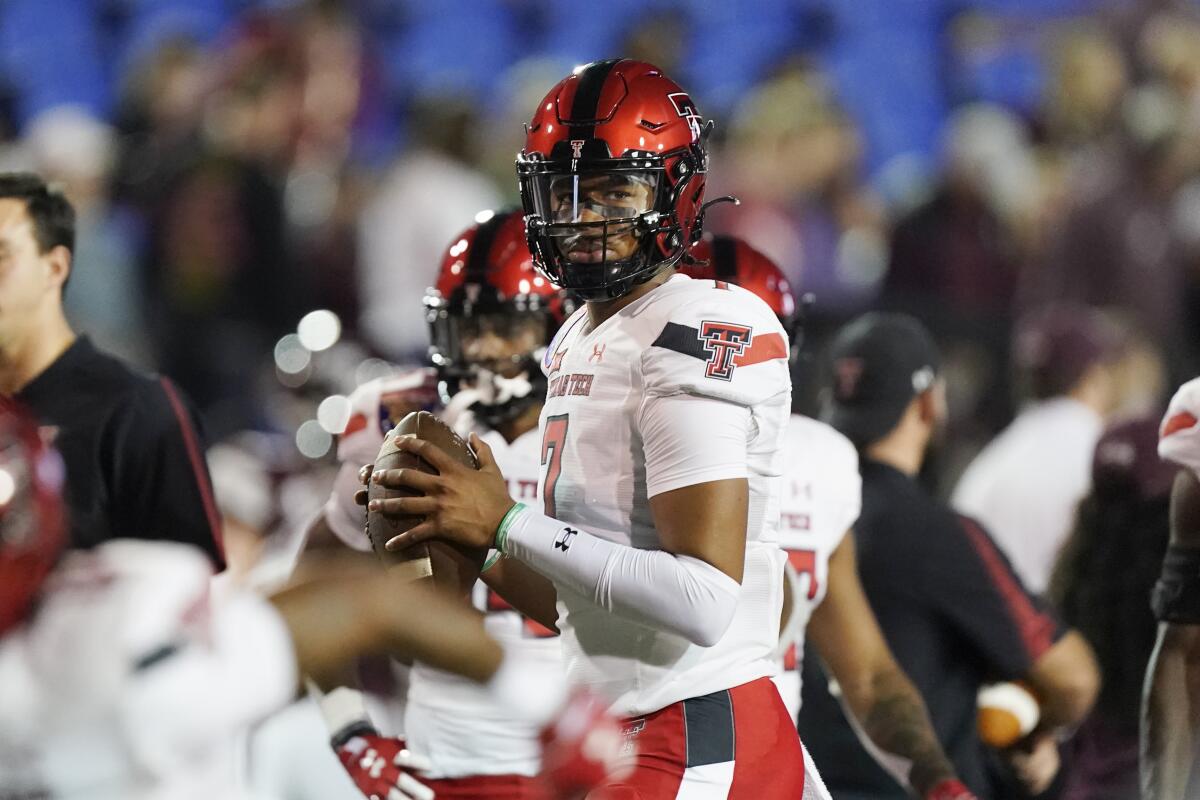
left=541, top=414, right=569, bottom=518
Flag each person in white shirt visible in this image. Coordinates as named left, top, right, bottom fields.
left=952, top=305, right=1121, bottom=593
left=358, top=98, right=501, bottom=362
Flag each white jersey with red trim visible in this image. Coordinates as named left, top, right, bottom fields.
left=0, top=540, right=296, bottom=799
left=537, top=273, right=792, bottom=716
left=323, top=374, right=562, bottom=779
left=771, top=414, right=862, bottom=724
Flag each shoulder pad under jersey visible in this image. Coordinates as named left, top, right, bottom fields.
left=641, top=279, right=791, bottom=407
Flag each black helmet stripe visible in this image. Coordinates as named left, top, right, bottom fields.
left=569, top=59, right=621, bottom=143
left=712, top=236, right=738, bottom=282
left=464, top=212, right=509, bottom=283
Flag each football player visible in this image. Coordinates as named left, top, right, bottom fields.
left=308, top=210, right=590, bottom=799
left=682, top=234, right=976, bottom=800
left=369, top=59, right=816, bottom=798
left=1142, top=377, right=1200, bottom=800
left=0, top=398, right=541, bottom=799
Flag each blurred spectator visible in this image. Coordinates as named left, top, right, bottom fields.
left=24, top=105, right=145, bottom=365
left=357, top=97, right=500, bottom=362
left=883, top=104, right=1037, bottom=448
left=799, top=312, right=1098, bottom=800
left=1049, top=415, right=1174, bottom=800
left=711, top=63, right=887, bottom=317
left=952, top=305, right=1123, bottom=594
left=1041, top=24, right=1129, bottom=156
left=1023, top=79, right=1200, bottom=383
left=141, top=154, right=293, bottom=439
left=111, top=35, right=210, bottom=209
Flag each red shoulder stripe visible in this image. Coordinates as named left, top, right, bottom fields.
left=734, top=332, right=788, bottom=367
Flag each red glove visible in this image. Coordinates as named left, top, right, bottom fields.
left=334, top=733, right=434, bottom=800
left=926, top=779, right=979, bottom=800
left=539, top=690, right=631, bottom=799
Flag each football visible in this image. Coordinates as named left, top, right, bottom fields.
left=366, top=410, right=487, bottom=598
left=977, top=682, right=1040, bottom=749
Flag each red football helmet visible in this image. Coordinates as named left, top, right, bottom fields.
left=517, top=59, right=712, bottom=301
left=683, top=233, right=797, bottom=331
left=0, top=399, right=66, bottom=637
left=425, top=210, right=574, bottom=426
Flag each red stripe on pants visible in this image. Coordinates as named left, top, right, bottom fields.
left=589, top=677, right=806, bottom=799
left=727, top=678, right=806, bottom=796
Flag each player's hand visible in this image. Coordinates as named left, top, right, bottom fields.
left=369, top=433, right=515, bottom=552
left=924, top=778, right=978, bottom=800
left=539, top=690, right=631, bottom=799
left=353, top=463, right=374, bottom=508
left=334, top=734, right=434, bottom=800
left=1006, top=734, right=1059, bottom=796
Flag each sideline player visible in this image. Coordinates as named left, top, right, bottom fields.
left=1142, top=377, right=1200, bottom=800
left=0, top=398, right=538, bottom=799
left=309, top=210, right=576, bottom=798
left=683, top=235, right=976, bottom=800
left=372, top=59, right=816, bottom=798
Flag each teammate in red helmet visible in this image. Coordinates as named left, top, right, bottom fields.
left=371, top=60, right=818, bottom=798
left=516, top=59, right=715, bottom=301
left=309, top=211, right=622, bottom=800
left=426, top=209, right=575, bottom=434
left=684, top=233, right=978, bottom=800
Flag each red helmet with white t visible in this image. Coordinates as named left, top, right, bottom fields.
left=682, top=233, right=797, bottom=331
left=424, top=210, right=575, bottom=427
left=516, top=59, right=713, bottom=301
left=0, top=399, right=66, bottom=637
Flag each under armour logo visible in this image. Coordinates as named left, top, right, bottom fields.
left=553, top=527, right=578, bottom=552
left=589, top=342, right=606, bottom=363
left=699, top=321, right=752, bottom=381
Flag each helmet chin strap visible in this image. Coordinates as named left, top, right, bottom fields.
left=442, top=366, right=537, bottom=431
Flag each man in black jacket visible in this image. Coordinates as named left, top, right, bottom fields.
left=0, top=173, right=222, bottom=566
left=799, top=313, right=1099, bottom=799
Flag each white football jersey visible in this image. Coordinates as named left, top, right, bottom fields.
left=0, top=540, right=296, bottom=800
left=323, top=372, right=562, bottom=779
left=771, top=415, right=862, bottom=724
left=537, top=273, right=792, bottom=716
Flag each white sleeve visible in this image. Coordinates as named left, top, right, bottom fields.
left=120, top=590, right=298, bottom=776
left=503, top=507, right=740, bottom=647
left=639, top=391, right=751, bottom=498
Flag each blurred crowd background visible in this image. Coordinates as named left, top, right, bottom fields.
left=2, top=0, right=1199, bottom=513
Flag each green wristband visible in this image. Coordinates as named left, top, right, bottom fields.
left=495, top=502, right=528, bottom=554
left=481, top=550, right=504, bottom=573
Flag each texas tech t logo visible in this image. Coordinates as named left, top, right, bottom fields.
left=699, top=321, right=752, bottom=381
left=668, top=92, right=703, bottom=139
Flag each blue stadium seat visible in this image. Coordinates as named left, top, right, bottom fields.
left=0, top=0, right=111, bottom=124
left=113, top=0, right=231, bottom=83
left=684, top=0, right=800, bottom=112
left=379, top=0, right=521, bottom=100
left=820, top=29, right=947, bottom=179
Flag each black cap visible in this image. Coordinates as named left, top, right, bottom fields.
left=822, top=312, right=941, bottom=446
